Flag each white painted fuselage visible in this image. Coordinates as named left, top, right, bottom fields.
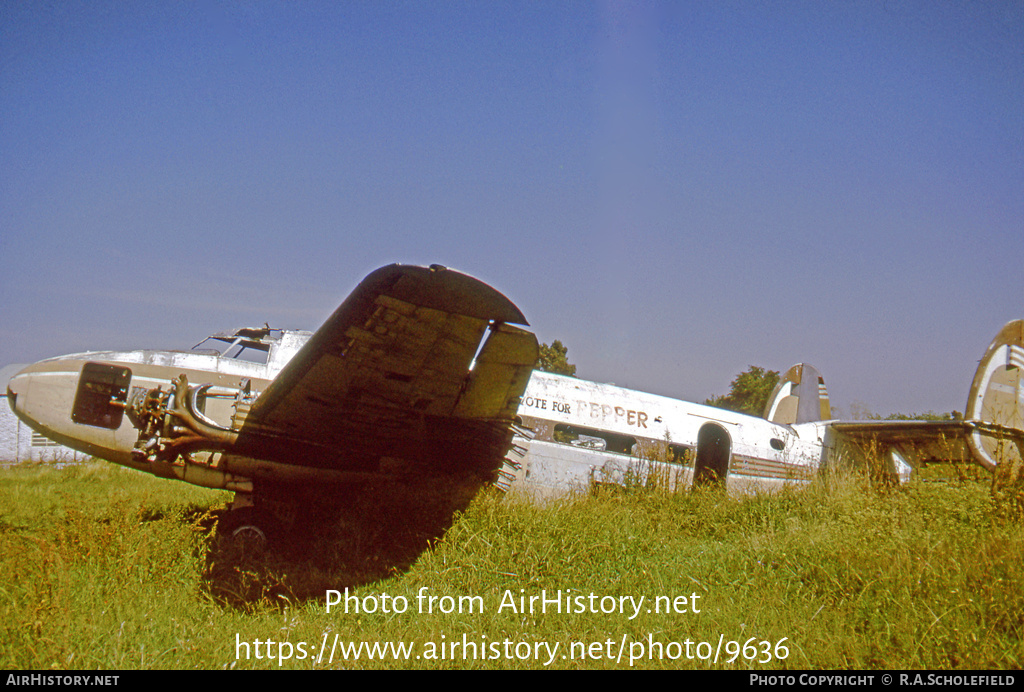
left=504, top=371, right=830, bottom=499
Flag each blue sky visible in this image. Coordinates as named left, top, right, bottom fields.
left=2, top=1, right=1021, bottom=418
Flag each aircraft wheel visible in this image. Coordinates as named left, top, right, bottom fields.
left=219, top=507, right=278, bottom=555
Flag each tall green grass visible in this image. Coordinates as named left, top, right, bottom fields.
left=0, top=460, right=1020, bottom=669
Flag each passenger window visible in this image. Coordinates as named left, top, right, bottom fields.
left=631, top=440, right=693, bottom=465
left=669, top=444, right=693, bottom=466
left=553, top=424, right=636, bottom=455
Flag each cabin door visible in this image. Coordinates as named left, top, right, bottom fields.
left=693, top=423, right=731, bottom=489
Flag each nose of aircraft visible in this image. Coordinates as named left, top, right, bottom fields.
left=4, top=359, right=84, bottom=448
left=6, top=364, right=32, bottom=417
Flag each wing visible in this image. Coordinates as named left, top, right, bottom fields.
left=236, top=264, right=538, bottom=477
left=830, top=320, right=1023, bottom=475
left=830, top=419, right=975, bottom=468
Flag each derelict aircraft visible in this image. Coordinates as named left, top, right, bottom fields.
left=6, top=264, right=1023, bottom=541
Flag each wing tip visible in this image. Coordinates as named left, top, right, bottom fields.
left=372, top=263, right=530, bottom=326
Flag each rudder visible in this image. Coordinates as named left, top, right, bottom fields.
left=763, top=363, right=831, bottom=424
left=965, top=319, right=1024, bottom=472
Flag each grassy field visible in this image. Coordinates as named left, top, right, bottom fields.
left=0, top=459, right=1021, bottom=669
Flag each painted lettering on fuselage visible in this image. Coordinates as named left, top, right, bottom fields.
left=582, top=401, right=648, bottom=428
left=520, top=395, right=649, bottom=428
left=522, top=396, right=573, bottom=415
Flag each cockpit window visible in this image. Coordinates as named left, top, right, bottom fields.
left=191, top=337, right=233, bottom=356
left=224, top=341, right=271, bottom=364
left=191, top=331, right=276, bottom=364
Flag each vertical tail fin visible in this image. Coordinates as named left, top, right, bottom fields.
left=965, top=319, right=1023, bottom=470
left=763, top=363, right=831, bottom=424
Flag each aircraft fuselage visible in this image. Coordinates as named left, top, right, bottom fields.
left=507, top=371, right=830, bottom=498
left=6, top=327, right=832, bottom=497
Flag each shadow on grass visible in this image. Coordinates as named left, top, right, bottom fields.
left=197, top=475, right=491, bottom=611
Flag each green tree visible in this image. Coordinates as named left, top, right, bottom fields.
left=536, top=340, right=577, bottom=377
left=704, top=365, right=780, bottom=416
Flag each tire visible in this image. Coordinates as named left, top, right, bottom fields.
left=219, top=506, right=278, bottom=555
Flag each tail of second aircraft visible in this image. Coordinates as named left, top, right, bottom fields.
left=964, top=319, right=1023, bottom=471
left=763, top=320, right=1023, bottom=475
left=763, top=363, right=831, bottom=425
